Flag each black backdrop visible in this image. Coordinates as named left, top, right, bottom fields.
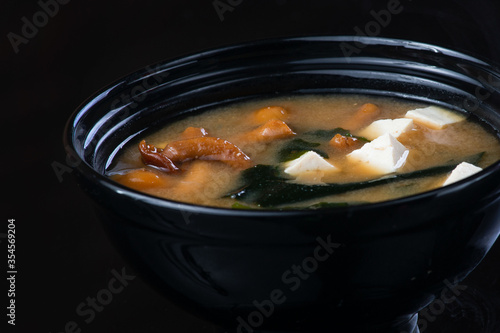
left=3, top=0, right=500, bottom=332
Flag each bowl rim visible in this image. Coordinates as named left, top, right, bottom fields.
left=63, top=35, right=500, bottom=217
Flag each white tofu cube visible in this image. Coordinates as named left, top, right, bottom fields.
left=357, top=118, right=414, bottom=140
left=347, top=133, right=409, bottom=174
left=405, top=106, right=466, bottom=129
left=284, top=151, right=338, bottom=176
left=442, top=162, right=482, bottom=186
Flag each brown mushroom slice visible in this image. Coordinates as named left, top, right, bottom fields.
left=180, top=127, right=209, bottom=140
left=343, top=103, right=381, bottom=131
left=242, top=119, right=296, bottom=142
left=112, top=169, right=169, bottom=191
left=138, top=140, right=179, bottom=172
left=162, top=137, right=252, bottom=169
left=329, top=133, right=362, bottom=151
left=253, top=106, right=288, bottom=123
left=172, top=160, right=222, bottom=201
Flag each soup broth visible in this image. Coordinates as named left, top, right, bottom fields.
left=107, top=94, right=500, bottom=209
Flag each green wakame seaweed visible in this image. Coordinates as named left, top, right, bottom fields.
left=228, top=153, right=484, bottom=208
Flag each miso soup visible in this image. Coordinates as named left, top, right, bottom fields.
left=107, top=95, right=500, bottom=209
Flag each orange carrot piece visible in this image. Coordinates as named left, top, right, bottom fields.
left=343, top=103, right=380, bottom=130
left=253, top=106, right=288, bottom=123
left=112, top=169, right=168, bottom=191
left=243, top=119, right=295, bottom=142
left=329, top=133, right=361, bottom=150
left=162, top=137, right=252, bottom=169
left=138, top=140, right=179, bottom=172
left=180, top=127, right=209, bottom=140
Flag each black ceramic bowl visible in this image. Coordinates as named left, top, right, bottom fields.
left=64, top=36, right=500, bottom=333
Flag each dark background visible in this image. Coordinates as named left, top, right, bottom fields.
left=3, top=0, right=500, bottom=332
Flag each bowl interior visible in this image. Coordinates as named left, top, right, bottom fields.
left=68, top=37, right=500, bottom=184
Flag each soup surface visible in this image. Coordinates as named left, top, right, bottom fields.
left=107, top=94, right=500, bottom=209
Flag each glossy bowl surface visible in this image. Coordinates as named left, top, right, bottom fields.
left=64, top=36, right=500, bottom=332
